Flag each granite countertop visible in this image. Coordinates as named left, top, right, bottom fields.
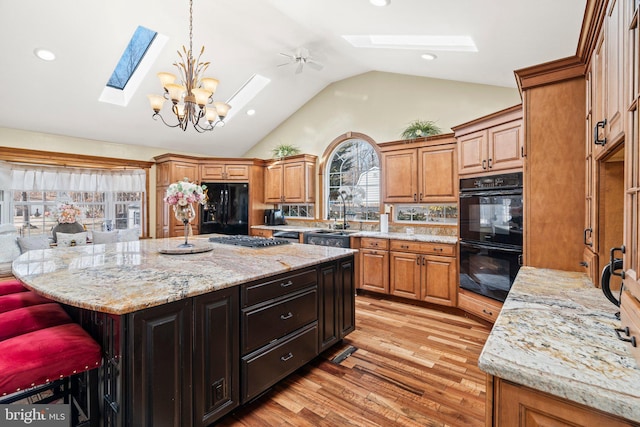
left=12, top=236, right=356, bottom=315
left=252, top=225, right=458, bottom=244
left=479, top=266, right=640, bottom=423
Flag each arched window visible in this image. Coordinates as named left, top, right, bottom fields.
left=324, top=134, right=380, bottom=222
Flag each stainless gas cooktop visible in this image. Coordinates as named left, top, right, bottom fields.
left=208, top=235, right=291, bottom=248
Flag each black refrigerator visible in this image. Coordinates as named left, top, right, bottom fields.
left=200, top=183, right=249, bottom=235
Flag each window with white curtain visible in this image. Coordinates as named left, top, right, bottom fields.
left=4, top=165, right=146, bottom=237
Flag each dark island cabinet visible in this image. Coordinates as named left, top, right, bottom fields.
left=192, top=288, right=239, bottom=427
left=126, top=289, right=239, bottom=427
left=128, top=299, right=193, bottom=427
left=82, top=255, right=354, bottom=426
left=319, top=258, right=356, bottom=353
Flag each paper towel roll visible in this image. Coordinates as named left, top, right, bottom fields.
left=380, top=214, right=388, bottom=233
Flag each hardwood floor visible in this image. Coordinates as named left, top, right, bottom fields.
left=218, top=293, right=492, bottom=427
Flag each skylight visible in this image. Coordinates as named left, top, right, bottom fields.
left=107, top=26, right=157, bottom=90
left=222, top=74, right=271, bottom=123
left=342, top=35, right=478, bottom=52
left=99, top=26, right=168, bottom=107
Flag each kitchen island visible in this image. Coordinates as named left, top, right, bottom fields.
left=12, top=236, right=356, bottom=427
left=479, top=267, right=640, bottom=426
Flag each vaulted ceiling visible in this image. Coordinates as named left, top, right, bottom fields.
left=0, top=0, right=586, bottom=157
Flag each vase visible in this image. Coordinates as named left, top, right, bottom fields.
left=52, top=221, right=85, bottom=243
left=173, top=203, right=195, bottom=248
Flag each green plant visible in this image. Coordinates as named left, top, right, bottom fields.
left=401, top=120, right=442, bottom=140
left=271, top=143, right=301, bottom=158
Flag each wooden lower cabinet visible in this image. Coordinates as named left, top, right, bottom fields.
left=390, top=251, right=421, bottom=299
left=250, top=228, right=273, bottom=238
left=458, top=288, right=503, bottom=323
left=388, top=240, right=457, bottom=306
left=360, top=248, right=390, bottom=293
left=318, top=258, right=356, bottom=354
left=493, top=378, right=635, bottom=426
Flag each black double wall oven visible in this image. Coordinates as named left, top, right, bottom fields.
left=459, top=173, right=523, bottom=302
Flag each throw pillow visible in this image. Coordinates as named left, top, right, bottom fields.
left=117, top=228, right=140, bottom=242
left=0, top=234, right=21, bottom=262
left=56, top=232, right=88, bottom=247
left=92, top=230, right=118, bottom=244
left=16, top=235, right=51, bottom=253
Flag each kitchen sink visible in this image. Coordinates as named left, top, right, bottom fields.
left=303, top=230, right=352, bottom=248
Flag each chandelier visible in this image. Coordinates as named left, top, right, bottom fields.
left=147, top=0, right=231, bottom=132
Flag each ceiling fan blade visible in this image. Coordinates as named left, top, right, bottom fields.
left=279, top=52, right=295, bottom=60
left=307, top=60, right=324, bottom=71
left=295, top=62, right=304, bottom=74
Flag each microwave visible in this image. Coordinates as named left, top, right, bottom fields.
left=264, top=209, right=285, bottom=225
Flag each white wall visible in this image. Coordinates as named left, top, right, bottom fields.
left=244, top=71, right=521, bottom=159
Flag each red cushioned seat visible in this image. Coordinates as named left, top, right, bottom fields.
left=0, top=291, right=52, bottom=314
left=0, top=323, right=102, bottom=396
left=0, top=279, right=27, bottom=296
left=0, top=303, right=72, bottom=341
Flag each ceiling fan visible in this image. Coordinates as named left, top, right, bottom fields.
left=278, top=47, right=324, bottom=74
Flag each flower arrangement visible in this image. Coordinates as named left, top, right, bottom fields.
left=54, top=203, right=82, bottom=224
left=164, top=178, right=207, bottom=206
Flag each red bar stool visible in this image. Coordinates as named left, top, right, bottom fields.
left=0, top=278, right=28, bottom=296
left=0, top=294, right=103, bottom=426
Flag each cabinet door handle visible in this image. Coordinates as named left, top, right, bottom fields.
left=482, top=160, right=487, bottom=170
left=482, top=309, right=494, bottom=316
left=416, top=257, right=420, bottom=265
left=401, top=245, right=409, bottom=249
left=488, top=158, right=492, bottom=169
left=584, top=228, right=593, bottom=247
left=615, top=327, right=637, bottom=347
left=594, top=119, right=607, bottom=146
left=413, top=193, right=417, bottom=202
left=280, top=312, right=293, bottom=320
left=419, top=193, right=423, bottom=201
left=422, top=257, right=426, bottom=265
left=280, top=280, right=293, bottom=288
left=281, top=352, right=294, bottom=362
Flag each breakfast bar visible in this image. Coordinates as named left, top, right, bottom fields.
left=12, top=236, right=356, bottom=426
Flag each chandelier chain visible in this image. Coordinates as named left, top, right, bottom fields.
left=189, top=0, right=193, bottom=57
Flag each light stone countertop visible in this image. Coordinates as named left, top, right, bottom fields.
left=12, top=236, right=356, bottom=315
left=479, top=266, right=640, bottom=423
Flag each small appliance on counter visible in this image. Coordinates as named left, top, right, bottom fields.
left=264, top=209, right=285, bottom=226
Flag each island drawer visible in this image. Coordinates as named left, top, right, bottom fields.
left=389, top=240, right=455, bottom=256
left=241, top=267, right=317, bottom=307
left=242, top=287, right=317, bottom=354
left=241, top=323, right=318, bottom=402
left=360, top=237, right=389, bottom=250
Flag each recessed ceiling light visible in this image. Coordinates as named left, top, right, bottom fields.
left=370, top=0, right=390, bottom=6
left=246, top=109, right=256, bottom=116
left=421, top=53, right=437, bottom=60
left=34, top=48, right=56, bottom=61
left=342, top=35, right=477, bottom=52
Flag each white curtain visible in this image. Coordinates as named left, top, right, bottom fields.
left=2, top=164, right=146, bottom=192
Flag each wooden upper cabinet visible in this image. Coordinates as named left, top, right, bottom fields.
left=381, top=148, right=418, bottom=202
left=453, top=105, right=523, bottom=176
left=264, top=154, right=317, bottom=204
left=200, top=162, right=250, bottom=182
left=419, top=144, right=457, bottom=202
left=380, top=134, right=457, bottom=203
